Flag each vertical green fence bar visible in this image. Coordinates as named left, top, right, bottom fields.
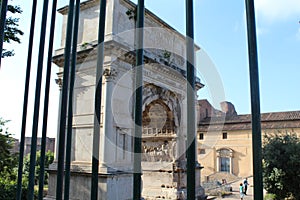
left=16, top=1, right=37, bottom=199
left=91, top=0, right=107, bottom=199
left=133, top=0, right=145, bottom=199
left=186, top=0, right=196, bottom=199
left=64, top=0, right=80, bottom=199
left=27, top=0, right=49, bottom=199
left=245, top=0, right=263, bottom=199
left=37, top=0, right=58, bottom=199
left=56, top=0, right=75, bottom=199
left=0, top=0, right=8, bottom=68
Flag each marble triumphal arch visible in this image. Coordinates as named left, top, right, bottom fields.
left=47, top=0, right=206, bottom=199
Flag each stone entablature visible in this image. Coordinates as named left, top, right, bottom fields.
left=55, top=0, right=201, bottom=71
left=53, top=39, right=203, bottom=90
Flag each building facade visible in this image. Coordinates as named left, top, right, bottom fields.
left=197, top=99, right=300, bottom=182
left=24, top=137, right=56, bottom=155
left=11, top=137, right=55, bottom=155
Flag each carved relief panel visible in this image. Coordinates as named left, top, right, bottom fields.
left=141, top=84, right=181, bottom=162
left=142, top=140, right=176, bottom=162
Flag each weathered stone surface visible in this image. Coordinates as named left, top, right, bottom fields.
left=49, top=0, right=205, bottom=199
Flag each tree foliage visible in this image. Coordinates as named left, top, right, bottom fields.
left=1, top=0, right=24, bottom=57
left=0, top=118, right=17, bottom=172
left=24, top=150, right=54, bottom=185
left=0, top=118, right=55, bottom=199
left=0, top=117, right=28, bottom=199
left=262, top=132, right=300, bottom=200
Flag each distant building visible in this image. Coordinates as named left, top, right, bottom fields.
left=12, top=137, right=55, bottom=155
left=197, top=99, right=300, bottom=182
left=10, top=138, right=20, bottom=154
left=24, top=137, right=55, bottom=155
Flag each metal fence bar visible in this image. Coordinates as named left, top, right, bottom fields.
left=0, top=0, right=8, bottom=68
left=186, top=0, right=196, bottom=199
left=245, top=0, right=263, bottom=199
left=91, top=0, right=107, bottom=199
left=64, top=0, right=80, bottom=199
left=37, top=0, right=58, bottom=199
left=133, top=0, right=145, bottom=199
left=56, top=0, right=75, bottom=199
left=27, top=0, right=49, bottom=199
left=16, top=0, right=38, bottom=199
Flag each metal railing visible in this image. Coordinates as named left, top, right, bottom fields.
left=0, top=0, right=262, bottom=199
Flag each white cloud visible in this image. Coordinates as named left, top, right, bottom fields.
left=254, top=0, right=300, bottom=22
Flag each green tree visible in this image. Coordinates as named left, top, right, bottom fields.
left=0, top=118, right=17, bottom=171
left=24, top=150, right=54, bottom=186
left=0, top=117, right=28, bottom=199
left=1, top=0, right=24, bottom=57
left=0, top=118, right=54, bottom=199
left=262, top=132, right=300, bottom=200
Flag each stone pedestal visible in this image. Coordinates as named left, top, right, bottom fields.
left=46, top=163, right=133, bottom=200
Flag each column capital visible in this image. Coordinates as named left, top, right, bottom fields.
left=103, top=68, right=118, bottom=81
left=55, top=78, right=63, bottom=89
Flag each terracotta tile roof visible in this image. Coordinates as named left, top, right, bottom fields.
left=198, top=111, right=300, bottom=131
left=261, top=111, right=300, bottom=121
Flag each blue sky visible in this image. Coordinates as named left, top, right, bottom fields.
left=0, top=0, right=300, bottom=138
left=139, top=0, right=300, bottom=115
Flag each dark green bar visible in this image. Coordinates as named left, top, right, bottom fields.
left=0, top=0, right=7, bottom=68
left=37, top=0, right=58, bottom=199
left=64, top=0, right=80, bottom=199
left=91, top=0, right=107, bottom=199
left=27, top=0, right=49, bottom=199
left=133, top=0, right=144, bottom=199
left=56, top=1, right=75, bottom=199
left=245, top=0, right=263, bottom=199
left=186, top=0, right=196, bottom=199
left=16, top=1, right=37, bottom=199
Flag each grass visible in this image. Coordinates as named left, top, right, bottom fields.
left=264, top=193, right=276, bottom=200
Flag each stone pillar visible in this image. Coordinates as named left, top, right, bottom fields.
left=54, top=77, right=63, bottom=161
left=100, top=67, right=118, bottom=170
left=176, top=94, right=186, bottom=161
left=230, top=157, right=233, bottom=174
left=216, top=156, right=219, bottom=172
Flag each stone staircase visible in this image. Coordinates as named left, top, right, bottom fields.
left=205, top=172, right=240, bottom=184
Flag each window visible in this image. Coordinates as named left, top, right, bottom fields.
left=122, top=134, right=126, bottom=159
left=199, top=149, right=206, bottom=154
left=222, top=132, right=227, bottom=139
left=220, top=157, right=230, bottom=172
left=217, top=148, right=233, bottom=174
left=117, top=129, right=128, bottom=161
left=199, top=133, right=204, bottom=140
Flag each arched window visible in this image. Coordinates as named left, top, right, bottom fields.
left=216, top=148, right=233, bottom=174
